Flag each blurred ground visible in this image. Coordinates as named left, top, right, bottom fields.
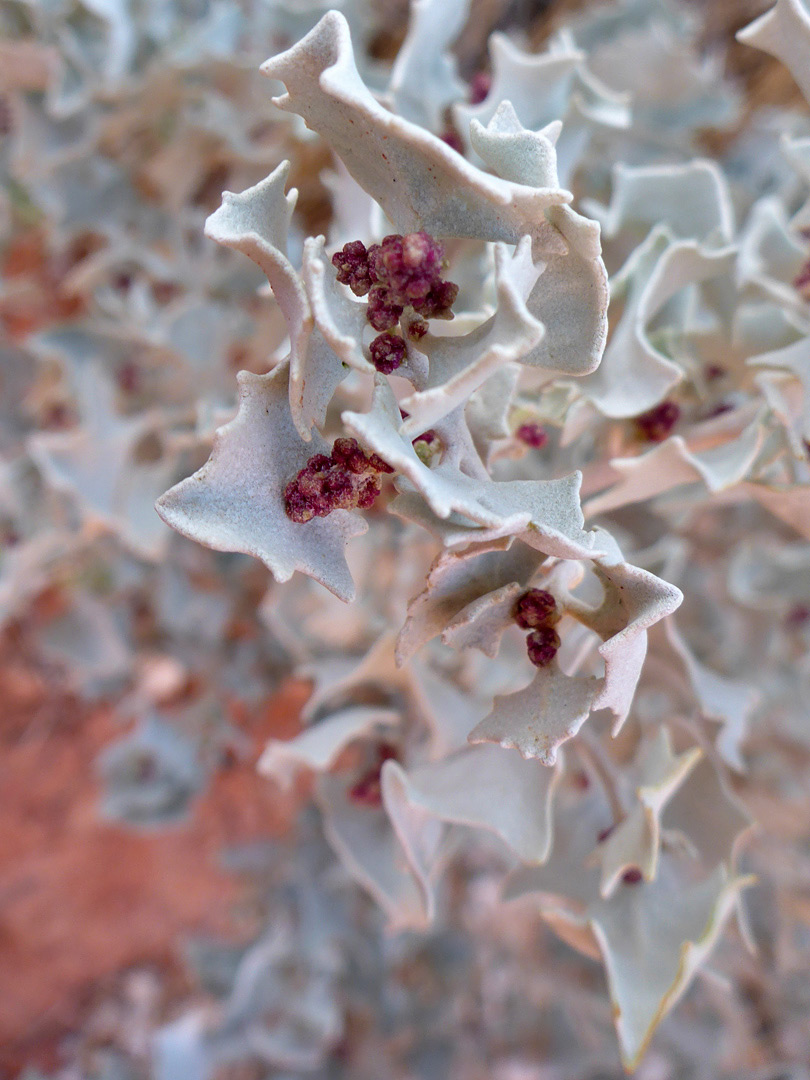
left=0, top=605, right=308, bottom=1074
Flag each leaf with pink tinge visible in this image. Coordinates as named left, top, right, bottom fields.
left=298, top=632, right=483, bottom=753
left=156, top=364, right=366, bottom=602
left=589, top=729, right=702, bottom=898
left=589, top=864, right=752, bottom=1071
left=384, top=744, right=562, bottom=864
left=507, top=777, right=751, bottom=1069
left=470, top=541, right=682, bottom=764
left=741, top=480, right=810, bottom=539
left=441, top=581, right=526, bottom=657
left=398, top=238, right=545, bottom=434
left=584, top=421, right=767, bottom=518
left=258, top=706, right=400, bottom=790
left=749, top=336, right=810, bottom=443
left=299, top=631, right=405, bottom=721
left=260, top=12, right=571, bottom=244
left=738, top=0, right=810, bottom=107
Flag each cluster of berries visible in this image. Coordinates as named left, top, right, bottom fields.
left=514, top=587, right=561, bottom=668
left=347, top=744, right=398, bottom=808
left=332, top=231, right=458, bottom=374
left=634, top=400, right=681, bottom=442
left=515, top=421, right=548, bottom=449
left=284, top=437, right=393, bottom=524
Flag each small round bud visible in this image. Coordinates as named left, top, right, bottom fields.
left=369, top=332, right=406, bottom=374
left=635, top=400, right=681, bottom=442
left=516, top=422, right=548, bottom=449
left=526, top=626, right=561, bottom=668
left=514, top=588, right=558, bottom=630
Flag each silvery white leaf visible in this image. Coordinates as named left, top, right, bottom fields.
left=258, top=705, right=400, bottom=789
left=584, top=420, right=767, bottom=518
left=453, top=30, right=629, bottom=185
left=396, top=536, right=544, bottom=664
left=465, top=363, right=521, bottom=464
left=588, top=863, right=752, bottom=1071
left=737, top=196, right=809, bottom=318
left=261, top=12, right=572, bottom=243
left=317, top=772, right=439, bottom=931
left=99, top=714, right=204, bottom=828
left=28, top=364, right=175, bottom=559
left=748, top=335, right=810, bottom=443
left=302, top=235, right=374, bottom=374
left=203, top=163, right=349, bottom=438
left=663, top=620, right=761, bottom=772
left=583, top=160, right=734, bottom=244
left=582, top=227, right=737, bottom=417
left=387, top=0, right=470, bottom=133
left=738, top=0, right=810, bottom=107
left=470, top=541, right=682, bottom=764
left=467, top=108, right=609, bottom=378
left=344, top=375, right=602, bottom=559
left=383, top=743, right=561, bottom=864
left=588, top=728, right=702, bottom=898
left=156, top=364, right=366, bottom=602
left=398, top=238, right=544, bottom=434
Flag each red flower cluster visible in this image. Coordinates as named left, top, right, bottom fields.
left=635, top=400, right=681, bottom=442
left=284, top=437, right=393, bottom=524
left=347, top=744, right=398, bottom=808
left=514, top=587, right=561, bottom=668
left=332, top=231, right=458, bottom=374
left=516, top=422, right=548, bottom=449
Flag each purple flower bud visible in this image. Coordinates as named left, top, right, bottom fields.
left=407, top=317, right=429, bottom=340
left=413, top=429, right=436, bottom=446
left=526, top=626, right=561, bottom=668
left=367, top=453, right=395, bottom=475
left=332, top=240, right=374, bottom=296
left=369, top=332, right=407, bottom=374
left=347, top=744, right=398, bottom=808
left=367, top=285, right=404, bottom=332
left=284, top=438, right=395, bottom=523
left=356, top=475, right=381, bottom=509
left=622, top=867, right=643, bottom=885
left=635, top=400, right=681, bottom=442
left=414, top=279, right=458, bottom=320
left=369, top=233, right=445, bottom=306
left=514, top=588, right=559, bottom=630
left=332, top=437, right=371, bottom=474
left=704, top=364, right=726, bottom=382
left=469, top=71, right=491, bottom=105
left=794, top=259, right=810, bottom=296
left=516, top=422, right=548, bottom=449
left=440, top=128, right=464, bottom=154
